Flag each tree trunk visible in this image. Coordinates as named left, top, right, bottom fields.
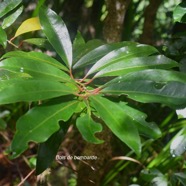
left=76, top=125, right=113, bottom=186
left=139, top=0, right=162, bottom=45
left=77, top=1, right=132, bottom=186
left=103, top=0, right=131, bottom=43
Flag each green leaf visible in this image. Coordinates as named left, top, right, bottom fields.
left=36, top=124, right=68, bottom=175
left=104, top=69, right=186, bottom=86
left=10, top=100, right=79, bottom=158
left=170, top=134, right=186, bottom=157
left=2, top=6, right=23, bottom=29
left=0, top=57, right=70, bottom=82
left=147, top=128, right=186, bottom=169
left=0, top=0, right=22, bottom=18
left=73, top=39, right=104, bottom=66
left=94, top=55, right=178, bottom=78
left=73, top=31, right=85, bottom=50
left=0, top=79, right=76, bottom=104
left=119, top=102, right=161, bottom=139
left=0, top=27, right=7, bottom=49
left=23, top=38, right=53, bottom=51
left=151, top=176, right=168, bottom=186
left=102, top=69, right=186, bottom=108
left=90, top=95, right=141, bottom=156
left=32, top=0, right=46, bottom=17
left=0, top=69, right=25, bottom=80
left=173, top=2, right=186, bottom=23
left=0, top=118, right=7, bottom=130
left=76, top=113, right=103, bottom=144
left=73, top=43, right=113, bottom=69
left=86, top=44, right=158, bottom=76
left=174, top=172, right=186, bottom=186
left=141, top=168, right=164, bottom=182
left=176, top=108, right=186, bottom=118
left=73, top=41, right=138, bottom=69
left=39, top=6, right=72, bottom=68
left=2, top=51, right=68, bottom=71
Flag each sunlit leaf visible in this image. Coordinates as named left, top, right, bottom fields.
left=2, top=6, right=23, bottom=29
left=147, top=127, right=186, bottom=170
left=0, top=79, right=76, bottom=104
left=141, top=168, right=164, bottom=182
left=0, top=110, right=10, bottom=118
left=90, top=95, right=141, bottom=155
left=73, top=41, right=138, bottom=69
left=173, top=2, right=186, bottom=23
left=151, top=176, right=168, bottom=186
left=11, top=100, right=79, bottom=158
left=176, top=108, right=186, bottom=119
left=73, top=39, right=104, bottom=66
left=76, top=113, right=103, bottom=144
left=14, top=17, right=41, bottom=38
left=174, top=172, right=186, bottom=186
left=0, top=27, right=7, bottom=49
left=86, top=44, right=158, bottom=76
left=94, top=55, right=178, bottom=78
left=170, top=134, right=186, bottom=157
left=39, top=6, right=72, bottom=68
left=0, top=0, right=22, bottom=18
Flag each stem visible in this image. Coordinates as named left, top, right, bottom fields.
left=90, top=87, right=101, bottom=95
left=84, top=98, right=91, bottom=116
left=84, top=78, right=94, bottom=85
left=7, top=40, right=19, bottom=48
left=69, top=69, right=74, bottom=80
left=9, top=36, right=16, bottom=42
left=18, top=41, right=24, bottom=48
left=17, top=169, right=35, bottom=186
left=79, top=73, right=89, bottom=83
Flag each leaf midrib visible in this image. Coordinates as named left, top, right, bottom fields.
left=102, top=89, right=186, bottom=99
left=15, top=101, right=78, bottom=148
left=88, top=49, right=156, bottom=75
left=91, top=96, right=126, bottom=130
left=21, top=55, right=66, bottom=70
left=95, top=63, right=173, bottom=77
left=1, top=64, right=69, bottom=82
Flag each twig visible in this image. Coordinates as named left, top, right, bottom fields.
left=110, top=156, right=145, bottom=168
left=7, top=40, right=19, bottom=48
left=17, top=168, right=35, bottom=186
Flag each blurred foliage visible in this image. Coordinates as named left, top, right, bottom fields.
left=0, top=0, right=182, bottom=43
